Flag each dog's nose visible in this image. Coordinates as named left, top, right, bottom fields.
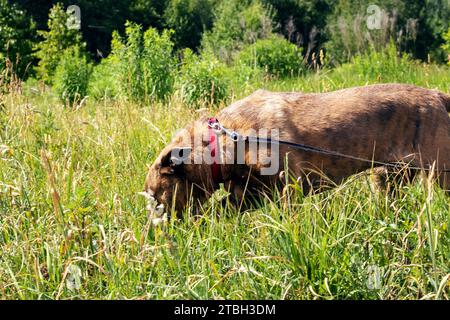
left=139, top=191, right=168, bottom=225
left=155, top=204, right=165, bottom=214
left=138, top=191, right=155, bottom=201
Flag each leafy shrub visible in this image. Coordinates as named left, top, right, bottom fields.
left=340, top=41, right=417, bottom=82
left=442, top=28, right=450, bottom=65
left=237, top=35, right=304, bottom=77
left=110, top=22, right=175, bottom=103
left=34, top=3, right=86, bottom=84
left=54, top=46, right=92, bottom=105
left=86, top=30, right=124, bottom=101
left=201, top=0, right=274, bottom=62
left=164, top=0, right=215, bottom=50
left=325, top=0, right=450, bottom=64
left=87, top=57, right=120, bottom=100
left=105, top=22, right=143, bottom=102
left=262, top=0, right=330, bottom=57
left=142, top=28, right=176, bottom=102
left=227, top=62, right=264, bottom=91
left=177, top=49, right=230, bottom=107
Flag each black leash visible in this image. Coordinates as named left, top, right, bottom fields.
left=207, top=118, right=450, bottom=173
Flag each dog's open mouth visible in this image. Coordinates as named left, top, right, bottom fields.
left=138, top=191, right=167, bottom=226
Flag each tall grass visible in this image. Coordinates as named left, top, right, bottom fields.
left=0, top=57, right=449, bottom=299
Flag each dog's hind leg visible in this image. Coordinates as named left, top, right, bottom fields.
left=370, top=165, right=417, bottom=195
left=436, top=149, right=450, bottom=194
left=438, top=170, right=450, bottom=193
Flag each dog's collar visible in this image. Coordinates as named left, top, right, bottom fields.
left=207, top=118, right=223, bottom=185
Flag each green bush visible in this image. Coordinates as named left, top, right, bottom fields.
left=34, top=3, right=86, bottom=84
left=110, top=22, right=175, bottom=103
left=54, top=46, right=92, bottom=105
left=87, top=57, right=120, bottom=100
left=262, top=0, right=330, bottom=56
left=178, top=49, right=230, bottom=107
left=237, top=35, right=304, bottom=77
left=201, top=0, right=274, bottom=62
left=340, top=41, right=417, bottom=82
left=86, top=30, right=124, bottom=101
left=325, top=0, right=450, bottom=64
left=442, top=28, right=450, bottom=65
left=102, top=22, right=142, bottom=102
left=142, top=28, right=176, bottom=102
left=227, top=62, right=264, bottom=91
left=164, top=0, right=216, bottom=50
left=0, top=0, right=36, bottom=79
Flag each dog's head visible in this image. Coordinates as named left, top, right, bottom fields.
left=143, top=143, right=193, bottom=215
left=143, top=122, right=211, bottom=216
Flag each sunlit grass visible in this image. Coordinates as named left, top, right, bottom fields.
left=0, top=61, right=449, bottom=299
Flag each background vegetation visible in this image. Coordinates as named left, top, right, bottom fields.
left=0, top=0, right=449, bottom=299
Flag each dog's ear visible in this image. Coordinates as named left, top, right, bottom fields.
left=159, top=147, right=192, bottom=175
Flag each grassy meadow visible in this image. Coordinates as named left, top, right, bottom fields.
left=1, top=57, right=450, bottom=300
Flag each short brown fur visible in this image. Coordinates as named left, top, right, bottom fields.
left=144, top=84, right=450, bottom=214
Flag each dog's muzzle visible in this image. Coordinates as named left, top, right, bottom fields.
left=138, top=191, right=167, bottom=226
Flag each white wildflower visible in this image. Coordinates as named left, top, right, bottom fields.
left=66, top=264, right=82, bottom=291
left=138, top=191, right=168, bottom=227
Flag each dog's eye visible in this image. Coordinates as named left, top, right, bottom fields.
left=160, top=167, right=175, bottom=175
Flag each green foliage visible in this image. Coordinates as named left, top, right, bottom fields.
left=237, top=35, right=304, bottom=77
left=164, top=0, right=216, bottom=50
left=119, top=22, right=145, bottom=101
left=1, top=60, right=450, bottom=298
left=109, top=22, right=176, bottom=103
left=87, top=57, right=120, bottom=100
left=10, top=0, right=450, bottom=72
left=53, top=46, right=92, bottom=105
left=226, top=62, right=264, bottom=92
left=142, top=28, right=176, bottom=102
left=342, top=41, right=417, bottom=83
left=33, top=3, right=86, bottom=84
left=325, top=0, right=395, bottom=65
left=442, top=28, right=450, bottom=65
left=411, top=0, right=450, bottom=62
left=201, top=0, right=274, bottom=62
left=178, top=49, right=230, bottom=107
left=261, top=0, right=331, bottom=58
left=325, top=0, right=450, bottom=64
left=0, top=0, right=36, bottom=79
left=15, top=0, right=167, bottom=61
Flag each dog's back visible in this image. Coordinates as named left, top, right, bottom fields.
left=218, top=83, right=450, bottom=190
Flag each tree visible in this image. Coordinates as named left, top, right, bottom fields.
left=442, top=28, right=450, bottom=65
left=201, top=0, right=275, bottom=62
left=262, top=0, right=331, bottom=60
left=164, top=0, right=216, bottom=50
left=33, top=3, right=86, bottom=83
left=325, top=0, right=450, bottom=64
left=0, top=0, right=37, bottom=79
left=17, top=0, right=167, bottom=61
left=70, top=0, right=166, bottom=60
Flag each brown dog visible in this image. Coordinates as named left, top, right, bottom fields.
left=143, top=83, right=450, bottom=215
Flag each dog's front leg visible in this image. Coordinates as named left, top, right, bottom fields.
left=219, top=180, right=240, bottom=209
left=221, top=180, right=265, bottom=212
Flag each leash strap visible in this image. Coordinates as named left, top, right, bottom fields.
left=207, top=118, right=450, bottom=173
left=207, top=118, right=223, bottom=184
